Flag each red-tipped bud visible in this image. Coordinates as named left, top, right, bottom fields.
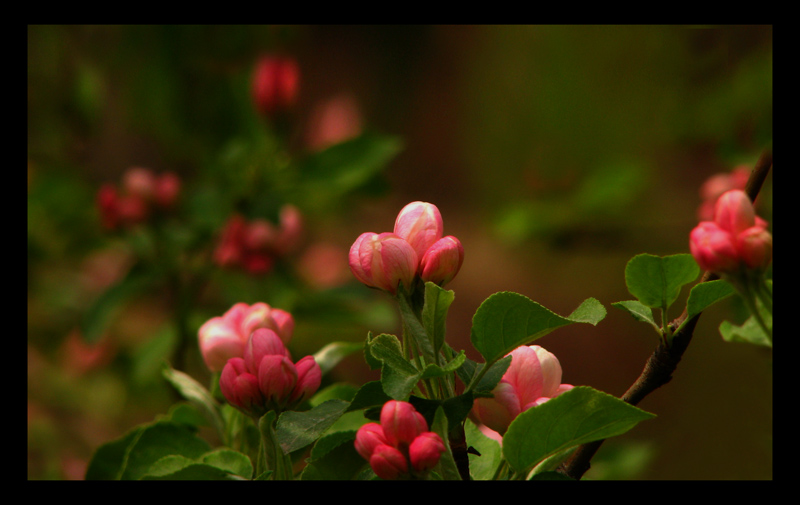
left=220, top=357, right=266, bottom=417
left=393, top=201, right=444, bottom=261
left=198, top=317, right=246, bottom=372
left=689, top=221, right=742, bottom=274
left=122, top=167, right=156, bottom=200
left=714, top=190, right=756, bottom=235
left=154, top=172, right=181, bottom=208
left=420, top=236, right=464, bottom=285
left=380, top=400, right=428, bottom=448
left=252, top=55, right=300, bottom=119
left=736, top=225, right=773, bottom=271
left=275, top=204, right=303, bottom=255
left=257, top=354, right=298, bottom=410
left=243, top=328, right=291, bottom=373
left=288, top=355, right=321, bottom=406
left=409, top=432, right=445, bottom=473
left=369, top=444, right=408, bottom=480
left=354, top=422, right=389, bottom=461
left=349, top=232, right=418, bottom=295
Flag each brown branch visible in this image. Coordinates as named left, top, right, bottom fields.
left=557, top=147, right=772, bottom=480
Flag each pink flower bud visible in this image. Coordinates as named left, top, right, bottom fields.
left=240, top=303, right=294, bottom=346
left=243, top=328, right=291, bottom=373
left=122, top=167, right=157, bottom=200
left=288, top=355, right=321, bottom=406
left=369, top=444, right=408, bottom=480
left=471, top=345, right=572, bottom=435
left=197, top=317, right=246, bottom=372
left=349, top=232, right=418, bottom=295
left=409, top=432, right=445, bottom=473
left=115, top=194, right=149, bottom=227
left=355, top=422, right=389, bottom=461
left=252, top=55, right=300, bottom=118
left=220, top=357, right=266, bottom=417
left=714, top=190, right=756, bottom=235
left=257, top=354, right=298, bottom=409
left=275, top=204, right=303, bottom=255
left=380, top=400, right=428, bottom=448
left=96, top=184, right=120, bottom=230
left=419, top=236, right=464, bottom=285
left=154, top=172, right=181, bottom=208
left=689, top=221, right=740, bottom=274
left=736, top=225, right=773, bottom=271
left=393, top=201, right=444, bottom=261
left=242, top=219, right=277, bottom=252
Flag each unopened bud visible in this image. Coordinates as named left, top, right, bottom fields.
left=420, top=236, right=464, bottom=285
left=349, top=232, right=418, bottom=295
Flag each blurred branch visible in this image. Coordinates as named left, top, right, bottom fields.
left=557, top=147, right=772, bottom=480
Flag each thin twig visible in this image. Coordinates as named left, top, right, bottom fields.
left=557, top=147, right=772, bottom=480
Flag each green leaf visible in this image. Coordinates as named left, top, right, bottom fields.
left=313, top=341, right=364, bottom=376
left=419, top=350, right=466, bottom=380
left=624, top=253, right=700, bottom=310
left=300, top=434, right=368, bottom=480
left=140, top=455, right=240, bottom=480
left=430, top=407, right=461, bottom=480
left=464, top=418, right=502, bottom=480
left=612, top=300, right=659, bottom=332
left=397, top=293, right=436, bottom=365
left=346, top=380, right=392, bottom=413
left=471, top=293, right=606, bottom=364
left=720, top=314, right=772, bottom=348
left=502, top=386, right=655, bottom=474
left=422, top=281, right=455, bottom=356
left=200, top=448, right=254, bottom=479
left=276, top=399, right=350, bottom=454
left=85, top=420, right=212, bottom=480
left=681, top=279, right=736, bottom=330
left=367, top=333, right=422, bottom=400
left=162, top=366, right=225, bottom=441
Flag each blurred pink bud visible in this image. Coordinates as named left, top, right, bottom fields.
left=243, top=220, right=278, bottom=251
left=306, top=93, right=363, bottom=151
left=240, top=303, right=294, bottom=345
left=409, top=432, right=445, bottom=473
left=689, top=222, right=744, bottom=275
left=96, top=184, right=120, bottom=230
left=419, top=236, right=464, bottom=285
left=349, top=232, right=418, bottom=295
left=122, top=167, right=156, bottom=200
left=298, top=243, right=349, bottom=289
left=380, top=400, right=428, bottom=448
left=275, top=204, right=303, bottom=254
left=472, top=345, right=572, bottom=435
left=242, top=253, right=274, bottom=275
left=393, top=201, right=444, bottom=261
left=220, top=357, right=266, bottom=417
left=355, top=422, right=389, bottom=461
left=252, top=55, right=300, bottom=118
left=714, top=190, right=756, bottom=235
left=698, top=166, right=751, bottom=221
left=736, top=225, right=773, bottom=271
left=154, top=172, right=181, bottom=208
left=369, top=445, right=408, bottom=480
left=115, top=194, right=149, bottom=227
left=198, top=317, right=246, bottom=372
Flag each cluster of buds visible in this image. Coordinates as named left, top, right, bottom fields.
left=197, top=302, right=294, bottom=372
left=697, top=165, right=751, bottom=221
left=219, top=328, right=320, bottom=418
left=472, top=345, right=573, bottom=436
left=355, top=401, right=446, bottom=480
left=213, top=205, right=303, bottom=275
left=251, top=54, right=300, bottom=120
left=349, top=201, right=464, bottom=295
left=689, top=189, right=772, bottom=276
left=96, top=167, right=181, bottom=230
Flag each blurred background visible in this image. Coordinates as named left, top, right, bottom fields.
left=28, top=25, right=772, bottom=480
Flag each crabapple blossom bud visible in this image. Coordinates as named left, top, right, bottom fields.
left=97, top=184, right=119, bottom=230
left=269, top=309, right=295, bottom=344
left=714, top=190, right=756, bottom=235
left=288, top=355, right=322, bottom=406
left=408, top=432, right=445, bottom=473
left=736, top=225, right=773, bottom=271
left=380, top=400, right=428, bottom=448
left=370, top=444, right=408, bottom=480
left=197, top=317, right=245, bottom=372
left=472, top=345, right=573, bottom=435
left=275, top=204, right=303, bottom=254
left=354, top=422, right=389, bottom=461
left=393, top=201, right=443, bottom=261
left=349, top=232, right=418, bottom=295
left=689, top=221, right=740, bottom=274
left=115, top=194, right=149, bottom=227
left=220, top=357, right=266, bottom=417
left=243, top=328, right=291, bottom=373
left=243, top=219, right=277, bottom=252
left=241, top=303, right=294, bottom=346
left=252, top=55, right=300, bottom=119
left=419, top=236, right=464, bottom=285
left=257, top=354, right=298, bottom=409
